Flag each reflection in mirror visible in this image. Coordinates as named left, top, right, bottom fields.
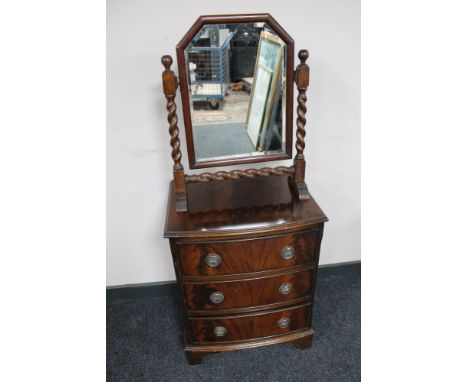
left=185, top=22, right=287, bottom=164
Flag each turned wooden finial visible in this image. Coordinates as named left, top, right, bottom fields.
left=296, top=50, right=310, bottom=90
left=161, top=55, right=177, bottom=96
left=298, top=50, right=309, bottom=64
left=161, top=55, right=173, bottom=70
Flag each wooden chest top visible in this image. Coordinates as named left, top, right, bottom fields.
left=164, top=175, right=328, bottom=239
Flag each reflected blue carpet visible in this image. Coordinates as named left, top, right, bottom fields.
left=193, top=122, right=255, bottom=160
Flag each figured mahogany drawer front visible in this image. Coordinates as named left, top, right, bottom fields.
left=185, top=270, right=312, bottom=312
left=190, top=304, right=310, bottom=343
left=177, top=230, right=318, bottom=276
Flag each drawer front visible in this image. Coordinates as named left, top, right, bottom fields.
left=177, top=230, right=318, bottom=276
left=190, top=304, right=310, bottom=343
left=185, top=270, right=312, bottom=312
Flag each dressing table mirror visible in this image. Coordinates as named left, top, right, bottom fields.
left=162, top=14, right=328, bottom=364
left=178, top=19, right=293, bottom=168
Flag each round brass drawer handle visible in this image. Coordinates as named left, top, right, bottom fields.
left=205, top=253, right=221, bottom=268
left=277, top=317, right=291, bottom=329
left=278, top=282, right=293, bottom=295
left=209, top=291, right=224, bottom=304
left=280, top=246, right=295, bottom=260
left=213, top=326, right=227, bottom=337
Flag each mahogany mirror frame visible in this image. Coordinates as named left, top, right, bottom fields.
left=162, top=13, right=311, bottom=212
left=176, top=13, right=295, bottom=170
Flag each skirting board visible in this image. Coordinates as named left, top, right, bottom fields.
left=106, top=261, right=360, bottom=301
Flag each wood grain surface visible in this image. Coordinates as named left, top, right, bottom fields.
left=178, top=229, right=318, bottom=276
left=184, top=269, right=313, bottom=311
left=189, top=303, right=310, bottom=343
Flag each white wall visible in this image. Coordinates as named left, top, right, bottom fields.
left=107, top=0, right=360, bottom=286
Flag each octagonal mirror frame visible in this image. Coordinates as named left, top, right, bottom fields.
left=176, top=13, right=295, bottom=169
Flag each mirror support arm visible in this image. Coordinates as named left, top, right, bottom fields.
left=162, top=55, right=188, bottom=212
left=185, top=166, right=295, bottom=183
left=292, top=50, right=311, bottom=200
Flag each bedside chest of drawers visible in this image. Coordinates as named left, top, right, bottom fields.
left=164, top=175, right=328, bottom=364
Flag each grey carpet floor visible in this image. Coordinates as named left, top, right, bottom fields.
left=193, top=122, right=255, bottom=160
left=107, top=264, right=360, bottom=381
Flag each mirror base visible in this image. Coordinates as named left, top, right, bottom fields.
left=294, top=182, right=311, bottom=201
left=175, top=192, right=188, bottom=212
left=288, top=177, right=311, bottom=201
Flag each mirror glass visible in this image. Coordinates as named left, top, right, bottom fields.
left=184, top=22, right=287, bottom=165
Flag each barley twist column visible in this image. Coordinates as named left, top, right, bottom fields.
left=293, top=50, right=311, bottom=200
left=162, top=55, right=187, bottom=211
